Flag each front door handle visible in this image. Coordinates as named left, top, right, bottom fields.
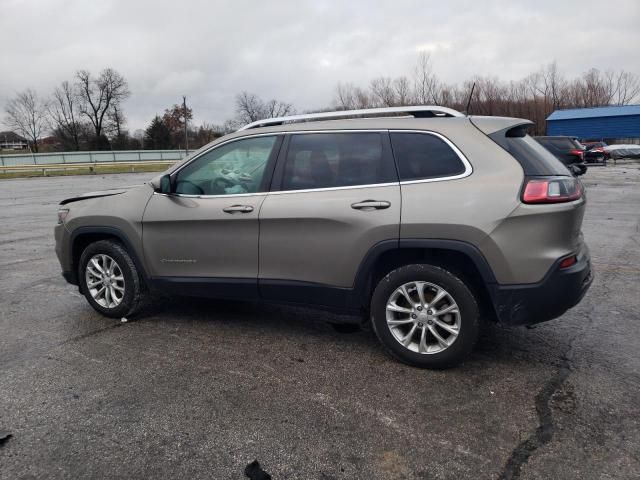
left=223, top=205, right=254, bottom=214
left=351, top=200, right=391, bottom=210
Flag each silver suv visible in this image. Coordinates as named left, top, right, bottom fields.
left=54, top=106, right=593, bottom=368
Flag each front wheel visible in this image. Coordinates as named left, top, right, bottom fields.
left=79, top=240, right=147, bottom=319
left=370, top=264, right=479, bottom=369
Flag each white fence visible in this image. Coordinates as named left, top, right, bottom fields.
left=0, top=150, right=195, bottom=167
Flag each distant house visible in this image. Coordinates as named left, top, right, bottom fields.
left=40, top=136, right=62, bottom=148
left=546, top=105, right=640, bottom=144
left=0, top=131, right=29, bottom=150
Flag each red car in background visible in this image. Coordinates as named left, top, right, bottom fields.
left=581, top=141, right=609, bottom=163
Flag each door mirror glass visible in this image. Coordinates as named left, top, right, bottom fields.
left=159, top=174, right=173, bottom=194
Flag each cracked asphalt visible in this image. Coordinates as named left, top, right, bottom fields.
left=1, top=165, right=639, bottom=479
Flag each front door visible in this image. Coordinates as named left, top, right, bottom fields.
left=142, top=135, right=281, bottom=282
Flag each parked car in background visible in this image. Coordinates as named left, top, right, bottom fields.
left=534, top=136, right=587, bottom=175
left=581, top=141, right=609, bottom=163
left=604, top=144, right=640, bottom=160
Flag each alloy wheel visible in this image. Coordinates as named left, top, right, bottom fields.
left=385, top=281, right=461, bottom=354
left=85, top=254, right=125, bottom=309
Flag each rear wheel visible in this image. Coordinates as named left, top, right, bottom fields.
left=371, top=264, right=479, bottom=369
left=79, top=240, right=147, bottom=318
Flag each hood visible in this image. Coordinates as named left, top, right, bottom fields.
left=59, top=185, right=142, bottom=205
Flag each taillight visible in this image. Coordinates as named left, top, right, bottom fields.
left=569, top=149, right=584, bottom=160
left=559, top=255, right=577, bottom=269
left=522, top=177, right=583, bottom=204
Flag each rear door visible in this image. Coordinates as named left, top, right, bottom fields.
left=258, top=131, right=400, bottom=304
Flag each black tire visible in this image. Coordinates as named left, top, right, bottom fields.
left=370, top=264, right=479, bottom=369
left=78, top=240, right=147, bottom=319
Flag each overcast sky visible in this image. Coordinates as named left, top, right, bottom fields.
left=2, top=0, right=639, bottom=131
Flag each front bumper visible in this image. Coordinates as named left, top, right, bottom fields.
left=491, top=245, right=593, bottom=326
left=55, top=223, right=77, bottom=285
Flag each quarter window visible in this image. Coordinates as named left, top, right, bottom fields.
left=281, top=133, right=395, bottom=190
left=175, top=136, right=277, bottom=195
left=390, top=132, right=466, bottom=181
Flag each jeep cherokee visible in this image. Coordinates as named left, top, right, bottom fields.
left=54, top=106, right=593, bottom=368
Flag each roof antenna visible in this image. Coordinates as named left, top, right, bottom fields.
left=464, top=82, right=476, bottom=116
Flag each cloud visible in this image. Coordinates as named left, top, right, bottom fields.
left=1, top=0, right=638, bottom=130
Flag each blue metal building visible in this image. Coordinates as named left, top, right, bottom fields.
left=546, top=105, right=640, bottom=141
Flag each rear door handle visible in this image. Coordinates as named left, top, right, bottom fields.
left=351, top=200, right=391, bottom=210
left=223, top=205, right=254, bottom=214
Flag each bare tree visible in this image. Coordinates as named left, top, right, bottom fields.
left=76, top=68, right=130, bottom=149
left=263, top=98, right=294, bottom=118
left=572, top=68, right=613, bottom=107
left=413, top=52, right=441, bottom=104
left=47, top=81, right=82, bottom=150
left=353, top=87, right=373, bottom=109
left=234, top=91, right=294, bottom=126
left=541, top=62, right=566, bottom=110
left=107, top=103, right=128, bottom=149
left=393, top=76, right=412, bottom=106
left=612, top=70, right=640, bottom=105
left=335, top=82, right=356, bottom=110
left=370, top=77, right=396, bottom=107
left=4, top=89, right=47, bottom=152
left=334, top=82, right=374, bottom=110
left=235, top=91, right=265, bottom=123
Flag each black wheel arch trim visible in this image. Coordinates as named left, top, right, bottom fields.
left=351, top=238, right=498, bottom=302
left=68, top=226, right=149, bottom=285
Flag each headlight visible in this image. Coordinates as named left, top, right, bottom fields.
left=57, top=208, right=69, bottom=224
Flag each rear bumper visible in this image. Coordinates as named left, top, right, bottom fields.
left=62, top=270, right=78, bottom=285
left=491, top=245, right=593, bottom=326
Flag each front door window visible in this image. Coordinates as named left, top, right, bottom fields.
left=175, top=136, right=278, bottom=195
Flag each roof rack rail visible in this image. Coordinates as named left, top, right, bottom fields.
left=238, top=105, right=464, bottom=131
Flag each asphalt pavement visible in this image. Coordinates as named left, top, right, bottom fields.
left=0, top=165, right=639, bottom=479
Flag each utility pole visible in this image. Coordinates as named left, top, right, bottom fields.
left=183, top=96, right=189, bottom=156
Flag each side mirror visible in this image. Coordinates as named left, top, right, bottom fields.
left=159, top=174, right=173, bottom=194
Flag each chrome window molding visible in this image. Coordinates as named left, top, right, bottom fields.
left=166, top=128, right=472, bottom=199
left=153, top=191, right=267, bottom=199
left=266, top=182, right=400, bottom=196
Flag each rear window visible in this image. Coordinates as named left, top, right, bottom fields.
left=490, top=129, right=571, bottom=176
left=390, top=132, right=467, bottom=181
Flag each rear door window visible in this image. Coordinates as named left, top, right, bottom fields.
left=390, top=132, right=467, bottom=181
left=280, top=132, right=396, bottom=190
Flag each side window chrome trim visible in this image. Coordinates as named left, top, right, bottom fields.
left=168, top=128, right=471, bottom=196
left=389, top=129, right=473, bottom=184
left=266, top=181, right=400, bottom=196
left=153, top=191, right=267, bottom=199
